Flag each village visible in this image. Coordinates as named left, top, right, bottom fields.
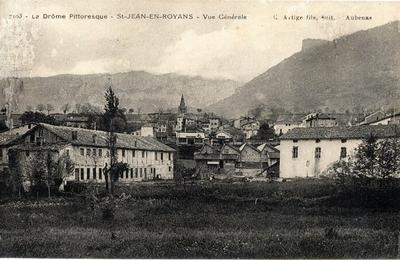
left=1, top=2, right=400, bottom=257
left=0, top=90, right=399, bottom=188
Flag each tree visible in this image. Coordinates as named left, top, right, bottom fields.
left=61, top=104, right=70, bottom=114
left=101, top=86, right=128, bottom=195
left=36, top=104, right=45, bottom=112
left=20, top=111, right=57, bottom=125
left=254, top=122, right=277, bottom=140
left=46, top=104, right=54, bottom=115
left=328, top=135, right=400, bottom=190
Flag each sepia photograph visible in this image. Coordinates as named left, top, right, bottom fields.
left=0, top=0, right=400, bottom=258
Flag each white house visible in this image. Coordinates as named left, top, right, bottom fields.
left=7, top=123, right=175, bottom=183
left=359, top=111, right=400, bottom=126
left=273, top=114, right=306, bottom=135
left=176, top=131, right=205, bottom=145
left=133, top=125, right=155, bottom=137
left=279, top=125, right=400, bottom=178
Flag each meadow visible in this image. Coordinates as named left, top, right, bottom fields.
left=0, top=178, right=399, bottom=258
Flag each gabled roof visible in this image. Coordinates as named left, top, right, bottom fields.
left=239, top=143, right=261, bottom=153
left=221, top=143, right=240, bottom=153
left=257, top=143, right=279, bottom=153
left=0, top=124, right=34, bottom=146
left=24, top=123, right=175, bottom=152
left=280, top=125, right=400, bottom=140
left=275, top=114, right=307, bottom=124
left=305, top=113, right=336, bottom=121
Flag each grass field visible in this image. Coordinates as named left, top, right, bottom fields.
left=0, top=178, right=399, bottom=258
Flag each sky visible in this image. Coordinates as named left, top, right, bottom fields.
left=1, top=0, right=400, bottom=82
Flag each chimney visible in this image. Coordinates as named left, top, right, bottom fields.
left=72, top=131, right=78, bottom=140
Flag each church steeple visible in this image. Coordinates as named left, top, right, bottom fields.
left=178, top=94, right=187, bottom=114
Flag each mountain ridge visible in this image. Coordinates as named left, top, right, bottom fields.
left=0, top=71, right=241, bottom=114
left=207, top=21, right=400, bottom=118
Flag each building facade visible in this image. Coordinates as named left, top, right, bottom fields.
left=6, top=123, right=175, bottom=183
left=279, top=125, right=400, bottom=178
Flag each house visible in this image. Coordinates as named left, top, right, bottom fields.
left=194, top=141, right=279, bottom=178
left=6, top=123, right=175, bottom=183
left=63, top=114, right=96, bottom=129
left=194, top=143, right=239, bottom=178
left=132, top=125, right=155, bottom=137
left=359, top=111, right=386, bottom=125
left=240, top=120, right=260, bottom=139
left=0, top=124, right=35, bottom=172
left=273, top=114, right=306, bottom=135
left=359, top=111, right=400, bottom=126
left=257, top=143, right=280, bottom=166
left=176, top=131, right=205, bottom=145
left=237, top=143, right=263, bottom=169
left=213, top=127, right=244, bottom=145
left=209, top=117, right=221, bottom=131
left=279, top=125, right=400, bottom=179
left=303, top=113, right=337, bottom=128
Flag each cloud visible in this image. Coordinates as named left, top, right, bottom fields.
left=153, top=29, right=238, bottom=79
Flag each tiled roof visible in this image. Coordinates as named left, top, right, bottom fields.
left=280, top=125, right=400, bottom=140
left=257, top=143, right=279, bottom=152
left=275, top=114, right=307, bottom=124
left=0, top=125, right=33, bottom=146
left=36, top=123, right=175, bottom=152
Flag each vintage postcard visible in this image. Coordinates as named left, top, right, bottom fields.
left=0, top=0, right=400, bottom=258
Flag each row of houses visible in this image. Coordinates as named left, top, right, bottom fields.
left=194, top=142, right=279, bottom=178
left=0, top=123, right=175, bottom=185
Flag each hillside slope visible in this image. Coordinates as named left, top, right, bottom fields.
left=208, top=21, right=400, bottom=118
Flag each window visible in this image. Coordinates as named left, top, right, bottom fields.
left=142, top=151, right=145, bottom=158
left=0, top=149, right=3, bottom=160
left=93, top=149, right=97, bottom=156
left=125, top=169, right=128, bottom=179
left=26, top=151, right=30, bottom=157
left=130, top=168, right=133, bottom=178
left=168, top=153, right=171, bottom=160
left=341, top=139, right=347, bottom=143
left=293, top=139, right=298, bottom=143
left=292, top=146, right=298, bottom=158
left=80, top=168, right=84, bottom=180
left=122, top=149, right=126, bottom=157
left=135, top=168, right=138, bottom=178
left=87, top=148, right=91, bottom=157
left=340, top=147, right=347, bottom=158
left=75, top=168, right=79, bottom=180
left=316, top=139, right=321, bottom=143
left=98, top=149, right=102, bottom=157
left=80, top=148, right=84, bottom=156
left=132, top=150, right=135, bottom=157
left=93, top=168, right=97, bottom=179
left=155, top=152, right=158, bottom=160
left=161, top=153, right=164, bottom=160
left=315, top=147, right=321, bottom=159
left=66, top=149, right=70, bottom=156
left=139, top=168, right=143, bottom=178
left=169, top=166, right=171, bottom=172
left=99, top=168, right=103, bottom=180
left=87, top=168, right=90, bottom=179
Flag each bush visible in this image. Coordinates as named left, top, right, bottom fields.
left=326, top=136, right=400, bottom=208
